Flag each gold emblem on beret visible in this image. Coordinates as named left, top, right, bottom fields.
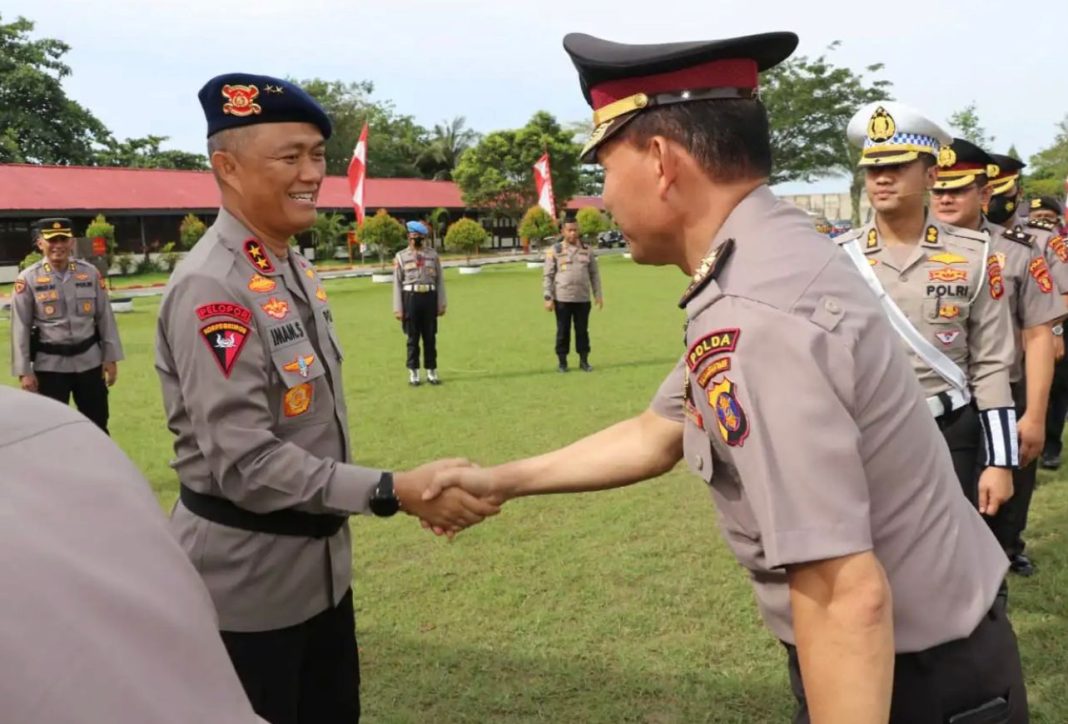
left=1031, top=198, right=1042, bottom=209
left=937, top=146, right=957, bottom=168
left=221, top=84, right=262, bottom=117
left=867, top=107, right=896, bottom=143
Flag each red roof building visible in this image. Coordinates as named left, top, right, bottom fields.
left=0, top=164, right=604, bottom=262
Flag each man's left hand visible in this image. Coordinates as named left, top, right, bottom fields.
left=103, top=362, right=118, bottom=387
left=1018, top=413, right=1044, bottom=468
left=438, top=305, right=446, bottom=317
left=595, top=297, right=604, bottom=310
left=978, top=466, right=1014, bottom=517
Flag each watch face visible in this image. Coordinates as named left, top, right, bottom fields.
left=370, top=493, right=399, bottom=517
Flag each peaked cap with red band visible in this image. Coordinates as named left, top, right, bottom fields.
left=563, top=31, right=798, bottom=162
left=934, top=137, right=999, bottom=191
left=988, top=153, right=1026, bottom=197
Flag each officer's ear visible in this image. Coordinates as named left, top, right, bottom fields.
left=979, top=182, right=993, bottom=208
left=211, top=149, right=244, bottom=195
left=648, top=136, right=680, bottom=200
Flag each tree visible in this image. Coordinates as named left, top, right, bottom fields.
left=444, top=218, right=489, bottom=265
left=358, top=209, right=406, bottom=268
left=576, top=207, right=610, bottom=241
left=95, top=135, right=207, bottom=170
left=1006, top=145, right=1022, bottom=162
left=296, top=78, right=432, bottom=178
left=760, top=42, right=892, bottom=224
left=428, top=207, right=450, bottom=245
left=0, top=14, right=111, bottom=164
left=1024, top=114, right=1068, bottom=199
left=310, top=212, right=349, bottom=261
left=417, top=117, right=479, bottom=180
left=453, top=111, right=583, bottom=223
left=517, top=206, right=558, bottom=248
left=179, top=213, right=207, bottom=250
left=565, top=119, right=605, bottom=195
left=947, top=103, right=995, bottom=148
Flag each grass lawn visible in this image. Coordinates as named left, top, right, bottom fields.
left=2, top=256, right=1066, bottom=722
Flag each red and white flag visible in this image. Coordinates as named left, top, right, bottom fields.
left=533, top=152, right=556, bottom=219
left=347, top=123, right=369, bottom=224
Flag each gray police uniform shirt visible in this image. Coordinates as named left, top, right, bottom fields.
left=0, top=387, right=264, bottom=724
left=649, top=186, right=1007, bottom=652
left=837, top=216, right=1015, bottom=409
left=983, top=220, right=1066, bottom=383
left=543, top=240, right=603, bottom=302
left=156, top=208, right=383, bottom=632
left=392, top=246, right=446, bottom=313
left=10, top=258, right=124, bottom=375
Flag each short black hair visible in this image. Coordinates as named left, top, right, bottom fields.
left=619, top=98, right=772, bottom=181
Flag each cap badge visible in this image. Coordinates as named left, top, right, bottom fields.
left=937, top=146, right=957, bottom=168
left=221, top=84, right=262, bottom=117
left=866, top=106, right=896, bottom=143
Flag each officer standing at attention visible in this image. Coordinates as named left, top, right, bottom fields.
left=155, top=73, right=496, bottom=724
left=837, top=103, right=1017, bottom=514
left=392, top=220, right=446, bottom=386
left=987, top=156, right=1068, bottom=471
left=543, top=211, right=603, bottom=372
left=10, top=218, right=123, bottom=433
left=0, top=387, right=265, bottom=724
left=932, top=138, right=1065, bottom=577
left=427, top=31, right=1026, bottom=723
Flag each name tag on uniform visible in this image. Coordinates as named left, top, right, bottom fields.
left=267, top=320, right=307, bottom=350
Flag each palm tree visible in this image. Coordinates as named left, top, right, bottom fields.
left=418, top=116, right=480, bottom=180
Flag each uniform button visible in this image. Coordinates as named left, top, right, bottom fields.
left=694, top=455, right=704, bottom=471
left=825, top=298, right=842, bottom=314
left=900, top=275, right=908, bottom=282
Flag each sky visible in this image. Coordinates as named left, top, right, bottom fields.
left=10, top=0, right=1068, bottom=194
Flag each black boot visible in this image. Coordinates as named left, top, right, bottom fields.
left=557, top=355, right=568, bottom=373
left=579, top=356, right=593, bottom=372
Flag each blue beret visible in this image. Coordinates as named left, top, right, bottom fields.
left=198, top=73, right=332, bottom=139
left=406, top=221, right=429, bottom=235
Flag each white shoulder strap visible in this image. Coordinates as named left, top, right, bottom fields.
left=840, top=238, right=970, bottom=397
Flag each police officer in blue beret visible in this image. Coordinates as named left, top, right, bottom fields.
left=156, top=72, right=495, bottom=724
left=392, top=221, right=447, bottom=385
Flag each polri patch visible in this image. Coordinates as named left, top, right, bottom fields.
left=686, top=328, right=739, bottom=371
left=200, top=320, right=250, bottom=377
left=708, top=377, right=749, bottom=447
left=987, top=255, right=1004, bottom=300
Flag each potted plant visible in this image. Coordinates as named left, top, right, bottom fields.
left=518, top=206, right=558, bottom=269
left=358, top=209, right=407, bottom=283
left=445, top=218, right=489, bottom=275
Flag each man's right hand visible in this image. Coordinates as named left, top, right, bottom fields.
left=544, top=300, right=554, bottom=312
left=394, top=311, right=404, bottom=321
left=19, top=374, right=38, bottom=393
left=978, top=466, right=1014, bottom=517
left=394, top=459, right=500, bottom=534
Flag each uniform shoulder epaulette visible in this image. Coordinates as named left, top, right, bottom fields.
left=1001, top=225, right=1034, bottom=247
left=678, top=238, right=735, bottom=309
left=942, top=223, right=988, bottom=247
left=833, top=227, right=864, bottom=246
left=1027, top=218, right=1057, bottom=232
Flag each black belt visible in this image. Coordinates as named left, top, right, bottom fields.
left=35, top=332, right=100, bottom=357
left=179, top=485, right=348, bottom=538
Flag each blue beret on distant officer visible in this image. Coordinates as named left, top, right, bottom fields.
left=406, top=221, right=429, bottom=235
left=197, top=73, right=332, bottom=139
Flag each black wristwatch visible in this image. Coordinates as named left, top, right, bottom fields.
left=544, top=294, right=552, bottom=301
left=369, top=472, right=399, bottom=517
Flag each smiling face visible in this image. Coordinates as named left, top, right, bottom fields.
left=211, top=122, right=326, bottom=241
left=37, top=234, right=73, bottom=266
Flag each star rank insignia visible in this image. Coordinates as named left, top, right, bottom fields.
left=678, top=238, right=735, bottom=309
left=243, top=239, right=275, bottom=273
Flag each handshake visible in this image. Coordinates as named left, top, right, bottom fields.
left=392, top=458, right=507, bottom=538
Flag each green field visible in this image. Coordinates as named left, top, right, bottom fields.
left=3, top=256, right=1066, bottom=722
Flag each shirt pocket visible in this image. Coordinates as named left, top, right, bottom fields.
left=270, top=341, right=327, bottom=390
left=923, top=299, right=969, bottom=352
left=74, top=286, right=97, bottom=317
left=34, top=290, right=62, bottom=319
left=682, top=421, right=715, bottom=484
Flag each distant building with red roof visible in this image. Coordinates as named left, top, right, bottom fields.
left=0, top=164, right=604, bottom=263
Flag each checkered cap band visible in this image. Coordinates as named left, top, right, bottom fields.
left=863, top=132, right=938, bottom=153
